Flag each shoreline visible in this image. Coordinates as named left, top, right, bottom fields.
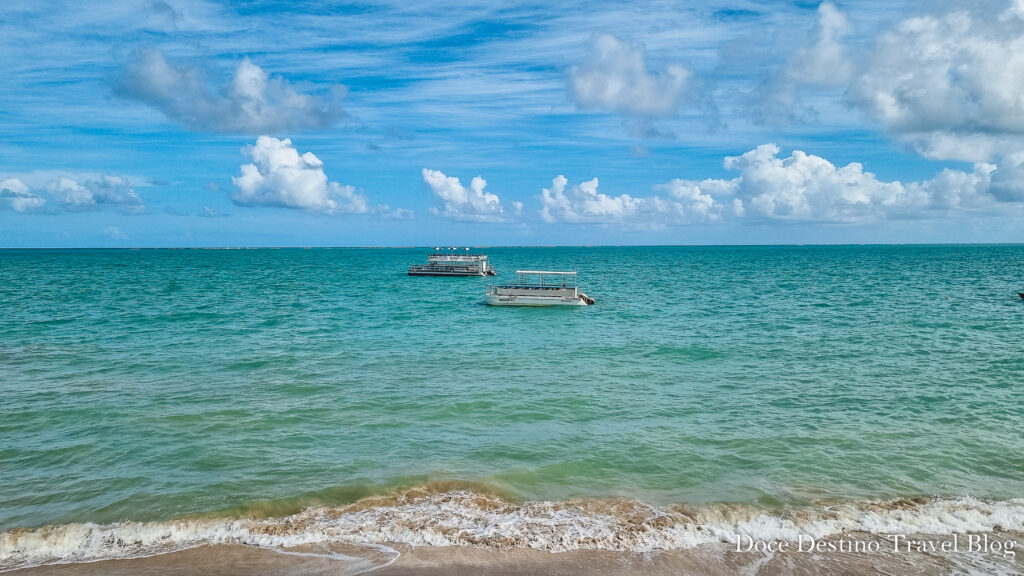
left=3, top=490, right=1024, bottom=573
left=8, top=532, right=1023, bottom=576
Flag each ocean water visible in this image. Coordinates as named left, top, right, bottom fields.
left=2, top=245, right=1024, bottom=570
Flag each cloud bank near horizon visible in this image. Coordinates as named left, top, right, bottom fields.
left=1, top=175, right=145, bottom=214
left=1, top=178, right=45, bottom=213
left=5, top=139, right=1016, bottom=228
left=538, top=144, right=1010, bottom=226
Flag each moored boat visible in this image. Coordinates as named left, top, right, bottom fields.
left=485, top=270, right=594, bottom=306
left=408, top=248, right=496, bottom=276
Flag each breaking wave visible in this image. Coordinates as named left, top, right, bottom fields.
left=2, top=488, right=1023, bottom=572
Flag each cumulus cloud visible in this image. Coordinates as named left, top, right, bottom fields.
left=570, top=34, right=691, bottom=117
left=117, top=49, right=346, bottom=133
left=789, top=2, right=851, bottom=86
left=1, top=178, right=45, bottom=212
left=849, top=2, right=1024, bottom=165
left=232, top=136, right=369, bottom=214
left=538, top=144, right=1011, bottom=226
left=47, top=176, right=145, bottom=213
left=756, top=0, right=1024, bottom=203
left=422, top=169, right=513, bottom=222
left=541, top=176, right=635, bottom=223
left=665, top=144, right=1000, bottom=223
left=539, top=174, right=720, bottom=225
left=990, top=151, right=1024, bottom=201
left=750, top=2, right=851, bottom=125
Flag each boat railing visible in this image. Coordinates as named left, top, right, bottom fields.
left=511, top=271, right=577, bottom=288
left=492, top=283, right=574, bottom=289
left=427, top=253, right=488, bottom=259
left=486, top=284, right=578, bottom=294
left=411, top=263, right=483, bottom=270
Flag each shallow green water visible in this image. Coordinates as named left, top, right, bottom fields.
left=2, top=246, right=1023, bottom=529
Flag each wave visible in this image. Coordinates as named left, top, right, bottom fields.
left=2, top=488, right=1023, bottom=572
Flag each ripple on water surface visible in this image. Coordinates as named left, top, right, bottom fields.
left=0, top=246, right=1023, bottom=531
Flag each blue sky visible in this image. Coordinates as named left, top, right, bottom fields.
left=2, top=0, right=1023, bottom=246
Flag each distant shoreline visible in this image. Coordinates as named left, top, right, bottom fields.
left=2, top=243, right=1023, bottom=250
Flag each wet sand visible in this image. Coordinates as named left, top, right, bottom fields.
left=10, top=532, right=1023, bottom=575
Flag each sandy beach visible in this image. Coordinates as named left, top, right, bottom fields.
left=9, top=531, right=1023, bottom=576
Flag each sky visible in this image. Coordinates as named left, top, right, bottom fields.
left=2, top=0, right=1024, bottom=246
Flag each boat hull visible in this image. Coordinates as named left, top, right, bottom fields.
left=485, top=293, right=589, bottom=306
left=409, top=270, right=488, bottom=276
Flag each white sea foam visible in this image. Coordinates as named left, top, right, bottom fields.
left=2, top=491, right=1023, bottom=572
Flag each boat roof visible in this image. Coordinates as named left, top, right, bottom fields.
left=430, top=253, right=486, bottom=257
left=515, top=270, right=576, bottom=275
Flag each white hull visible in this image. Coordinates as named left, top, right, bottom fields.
left=409, top=270, right=488, bottom=276
left=485, top=293, right=589, bottom=306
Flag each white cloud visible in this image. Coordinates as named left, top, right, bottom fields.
left=117, top=49, right=346, bottom=133
left=540, top=175, right=636, bottom=223
left=422, top=169, right=509, bottom=222
left=51, top=177, right=93, bottom=207
left=1005, top=0, right=1024, bottom=21
left=377, top=204, right=414, bottom=220
left=232, top=136, right=369, bottom=214
left=569, top=34, right=691, bottom=117
left=989, top=150, right=1024, bottom=201
left=654, top=178, right=729, bottom=222
left=539, top=174, right=720, bottom=225
left=667, top=144, right=1000, bottom=223
left=198, top=206, right=229, bottom=218
left=750, top=2, right=851, bottom=125
left=850, top=3, right=1024, bottom=165
left=1, top=177, right=45, bottom=212
left=788, top=2, right=851, bottom=86
left=46, top=175, right=145, bottom=213
left=102, top=226, right=127, bottom=240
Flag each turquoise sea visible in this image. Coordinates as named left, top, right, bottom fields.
left=2, top=245, right=1024, bottom=569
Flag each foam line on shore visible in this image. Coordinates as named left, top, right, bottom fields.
left=2, top=490, right=1023, bottom=572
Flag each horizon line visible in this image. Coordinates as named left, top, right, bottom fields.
left=2, top=242, right=1024, bottom=250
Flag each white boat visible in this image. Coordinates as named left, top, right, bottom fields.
left=485, top=270, right=595, bottom=306
left=408, top=248, right=496, bottom=276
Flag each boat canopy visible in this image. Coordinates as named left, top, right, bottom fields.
left=513, top=270, right=577, bottom=286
